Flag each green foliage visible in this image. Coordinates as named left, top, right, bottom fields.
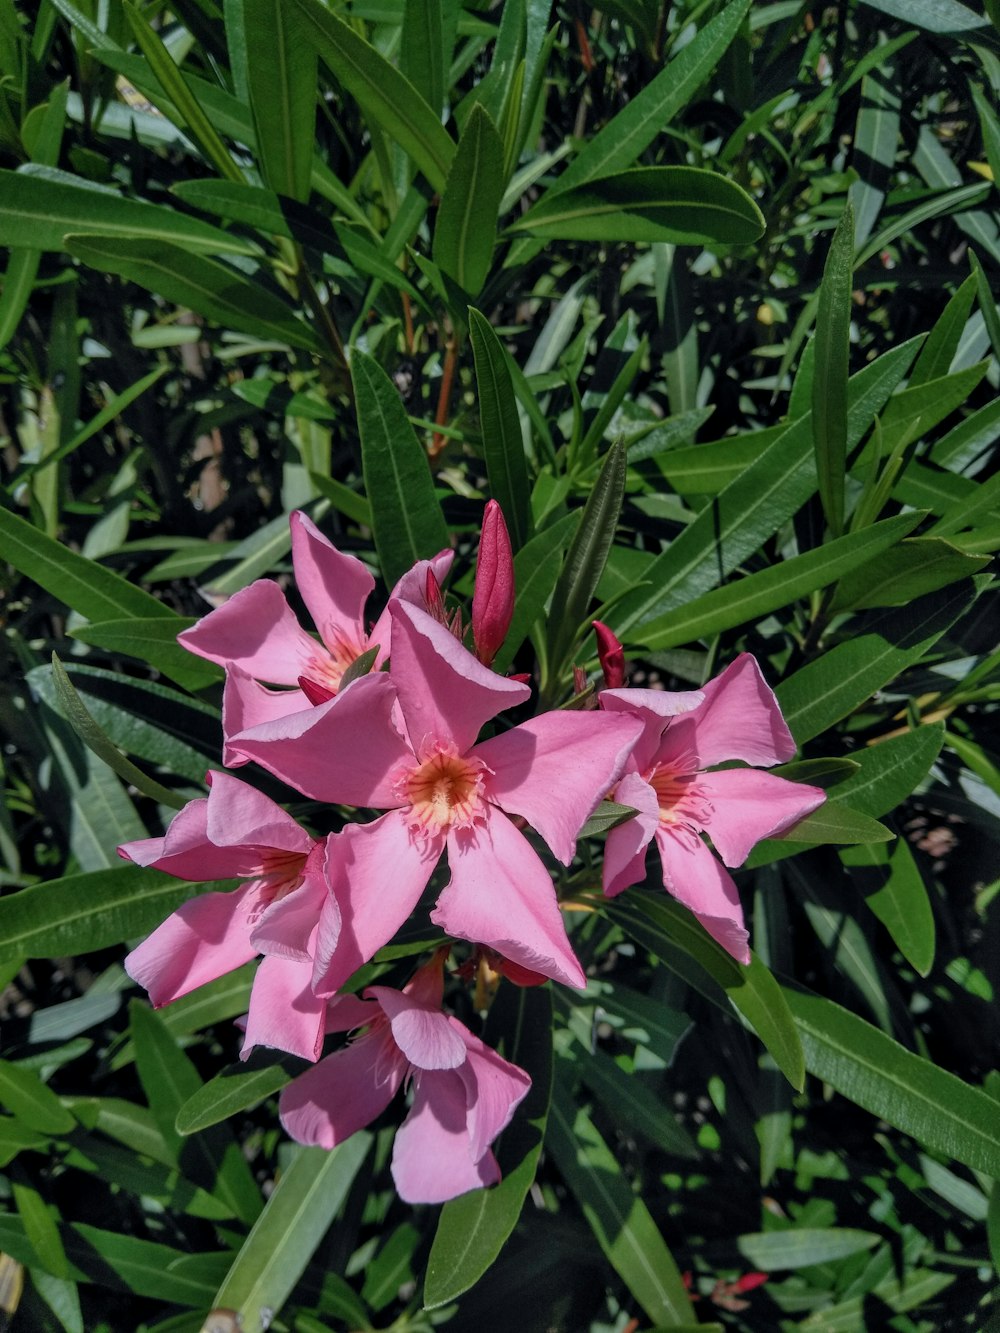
left=0, top=0, right=998, bottom=1330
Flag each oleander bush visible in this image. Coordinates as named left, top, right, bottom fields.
left=0, top=0, right=999, bottom=1330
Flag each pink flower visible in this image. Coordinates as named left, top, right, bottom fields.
left=600, top=654, right=826, bottom=963
left=279, top=954, right=531, bottom=1203
left=471, top=500, right=515, bottom=666
left=119, top=771, right=332, bottom=1061
left=177, top=510, right=453, bottom=754
left=226, top=599, right=643, bottom=991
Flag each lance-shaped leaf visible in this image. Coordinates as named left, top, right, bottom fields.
left=813, top=201, right=854, bottom=536
left=353, top=350, right=449, bottom=587
left=0, top=166, right=255, bottom=255
left=468, top=307, right=531, bottom=550
left=842, top=839, right=936, bottom=977
left=433, top=105, right=505, bottom=297
left=288, top=0, right=454, bottom=194
left=70, top=618, right=222, bottom=694
left=425, top=986, right=553, bottom=1308
left=176, top=1051, right=300, bottom=1136
left=514, top=166, right=764, bottom=246
left=65, top=236, right=325, bottom=353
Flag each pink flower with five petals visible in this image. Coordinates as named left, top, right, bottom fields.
left=119, top=770, right=333, bottom=1061
left=279, top=953, right=531, bottom=1203
left=226, top=599, right=644, bottom=991
left=600, top=654, right=826, bottom=962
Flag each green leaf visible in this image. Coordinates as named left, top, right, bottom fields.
left=970, top=247, right=1000, bottom=366
left=842, top=839, right=936, bottom=976
left=288, top=0, right=454, bottom=194
left=827, top=724, right=945, bottom=819
left=581, top=1048, right=698, bottom=1157
left=0, top=1060, right=75, bottom=1136
left=813, top=202, right=854, bottom=537
left=400, top=0, right=450, bottom=113
left=0, top=166, right=255, bottom=255
left=468, top=307, right=531, bottom=551
left=424, top=986, right=552, bottom=1308
left=176, top=1050, right=298, bottom=1135
left=70, top=616, right=221, bottom=693
left=777, top=580, right=982, bottom=745
left=353, top=350, right=449, bottom=587
left=0, top=868, right=209, bottom=965
left=604, top=893, right=805, bottom=1091
left=614, top=337, right=923, bottom=635
left=773, top=799, right=893, bottom=847
left=130, top=1003, right=261, bottom=1226
left=0, top=503, right=175, bottom=626
left=849, top=55, right=901, bottom=248
left=65, top=236, right=324, bottom=353
left=638, top=512, right=923, bottom=650
left=738, top=1228, right=880, bottom=1270
left=545, top=440, right=627, bottom=691
left=553, top=0, right=752, bottom=192
left=123, top=2, right=243, bottom=185
left=433, top=105, right=505, bottom=296
left=579, top=800, right=640, bottom=838
left=830, top=536, right=989, bottom=611
left=783, top=982, right=1000, bottom=1178
left=210, top=1137, right=371, bottom=1328
left=547, top=1076, right=692, bottom=1326
left=515, top=167, right=764, bottom=246
left=11, top=1170, right=73, bottom=1284
left=858, top=0, right=991, bottom=35
left=234, top=0, right=317, bottom=202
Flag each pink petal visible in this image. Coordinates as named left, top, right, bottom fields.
left=683, top=654, right=796, bottom=769
left=178, top=579, right=319, bottom=685
left=369, top=548, right=455, bottom=663
left=696, top=769, right=826, bottom=867
left=391, top=1069, right=500, bottom=1203
left=124, top=885, right=258, bottom=1006
left=655, top=828, right=750, bottom=964
left=119, top=795, right=261, bottom=882
left=603, top=771, right=660, bottom=897
left=325, top=992, right=379, bottom=1034
left=289, top=510, right=373, bottom=657
left=473, top=710, right=644, bottom=864
left=227, top=671, right=413, bottom=807
left=222, top=669, right=311, bottom=766
left=368, top=988, right=467, bottom=1070
left=600, top=686, right=705, bottom=773
left=312, top=812, right=439, bottom=997
left=249, top=845, right=330, bottom=960
left=279, top=1028, right=403, bottom=1149
left=204, top=769, right=313, bottom=856
left=455, top=1025, right=532, bottom=1162
left=240, top=955, right=328, bottom=1061
left=432, top=808, right=586, bottom=989
left=388, top=600, right=529, bottom=757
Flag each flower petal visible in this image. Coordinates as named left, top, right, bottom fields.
left=204, top=769, right=314, bottom=856
left=603, top=771, right=660, bottom=897
left=696, top=769, right=826, bottom=867
left=178, top=579, right=319, bottom=685
left=369, top=548, right=455, bottom=664
left=313, top=812, right=439, bottom=997
left=222, top=669, right=310, bottom=766
left=391, top=1069, right=500, bottom=1203
left=289, top=510, right=373, bottom=656
left=368, top=988, right=467, bottom=1070
left=433, top=808, right=586, bottom=988
left=250, top=844, right=329, bottom=960
left=388, top=599, right=529, bottom=757
left=600, top=686, right=705, bottom=771
left=655, top=828, right=750, bottom=964
left=680, top=654, right=796, bottom=769
left=473, top=710, right=643, bottom=864
left=124, top=885, right=258, bottom=1006
left=119, top=794, right=260, bottom=882
left=227, top=671, right=413, bottom=807
left=240, top=955, right=328, bottom=1060
left=455, top=1025, right=531, bottom=1162
left=279, top=1028, right=403, bottom=1149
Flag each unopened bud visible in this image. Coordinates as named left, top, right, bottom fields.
left=472, top=500, right=515, bottom=666
left=593, top=620, right=625, bottom=689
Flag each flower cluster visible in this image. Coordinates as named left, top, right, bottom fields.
left=120, top=504, right=824, bottom=1203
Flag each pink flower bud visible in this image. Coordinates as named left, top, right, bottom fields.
left=593, top=620, right=625, bottom=689
left=472, top=500, right=515, bottom=667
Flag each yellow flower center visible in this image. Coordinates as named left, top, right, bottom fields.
left=402, top=750, right=486, bottom=835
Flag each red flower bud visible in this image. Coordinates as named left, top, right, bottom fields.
left=472, top=500, right=515, bottom=667
left=297, top=675, right=336, bottom=706
left=593, top=620, right=625, bottom=689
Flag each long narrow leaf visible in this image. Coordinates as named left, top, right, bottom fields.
left=813, top=202, right=854, bottom=536
left=468, top=307, right=531, bottom=549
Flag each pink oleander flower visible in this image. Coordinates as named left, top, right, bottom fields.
left=471, top=499, right=515, bottom=666
left=279, top=953, right=531, bottom=1204
left=119, top=770, right=333, bottom=1061
left=600, top=654, right=826, bottom=963
left=177, top=510, right=453, bottom=756
left=226, top=598, right=644, bottom=992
